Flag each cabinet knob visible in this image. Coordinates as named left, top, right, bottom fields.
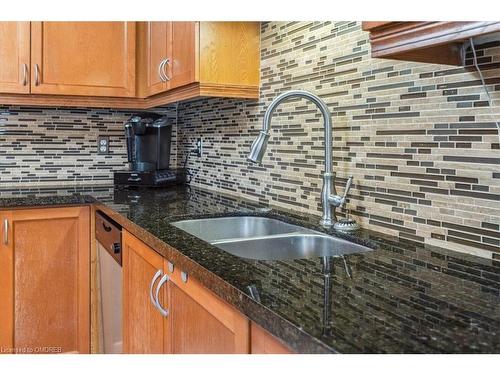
left=181, top=271, right=188, bottom=283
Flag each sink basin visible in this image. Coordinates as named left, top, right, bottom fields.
left=213, top=233, right=372, bottom=260
left=171, top=216, right=315, bottom=242
left=171, top=216, right=372, bottom=260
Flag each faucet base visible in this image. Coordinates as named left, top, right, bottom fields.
left=333, top=218, right=360, bottom=232
left=320, top=218, right=334, bottom=228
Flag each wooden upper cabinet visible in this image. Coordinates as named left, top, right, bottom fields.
left=169, top=22, right=197, bottom=90
left=30, top=22, right=136, bottom=97
left=0, top=21, right=259, bottom=108
left=0, top=206, right=90, bottom=354
left=0, top=22, right=30, bottom=94
left=362, top=21, right=500, bottom=65
left=138, top=21, right=259, bottom=100
left=138, top=22, right=169, bottom=96
left=199, top=22, right=259, bottom=87
left=122, top=230, right=168, bottom=354
left=138, top=21, right=197, bottom=97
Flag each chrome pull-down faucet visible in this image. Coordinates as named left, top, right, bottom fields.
left=247, top=90, right=352, bottom=227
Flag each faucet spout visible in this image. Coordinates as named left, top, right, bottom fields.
left=247, top=130, right=270, bottom=164
left=247, top=90, right=351, bottom=227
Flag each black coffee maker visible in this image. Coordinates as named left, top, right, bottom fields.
left=114, top=113, right=184, bottom=187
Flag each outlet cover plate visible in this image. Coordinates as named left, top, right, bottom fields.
left=98, top=136, right=109, bottom=155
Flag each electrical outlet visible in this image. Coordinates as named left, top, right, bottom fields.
left=98, top=136, right=109, bottom=155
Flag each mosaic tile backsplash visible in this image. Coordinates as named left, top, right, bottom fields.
left=0, top=106, right=177, bottom=186
left=176, top=21, right=500, bottom=257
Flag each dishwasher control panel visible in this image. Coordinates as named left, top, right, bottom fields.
left=95, top=211, right=122, bottom=265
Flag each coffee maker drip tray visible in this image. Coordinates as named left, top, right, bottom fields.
left=114, top=168, right=186, bottom=187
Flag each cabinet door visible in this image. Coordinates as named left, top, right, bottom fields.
left=0, top=211, right=13, bottom=353
left=0, top=206, right=90, bottom=354
left=122, top=231, right=168, bottom=354
left=139, top=21, right=197, bottom=96
left=143, top=22, right=169, bottom=96
left=30, top=22, right=136, bottom=97
left=169, top=271, right=249, bottom=354
left=0, top=22, right=30, bottom=94
left=168, top=22, right=197, bottom=90
left=250, top=323, right=292, bottom=354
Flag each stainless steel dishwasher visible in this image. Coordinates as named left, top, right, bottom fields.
left=95, top=211, right=123, bottom=354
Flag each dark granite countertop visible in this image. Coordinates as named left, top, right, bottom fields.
left=1, top=184, right=499, bottom=353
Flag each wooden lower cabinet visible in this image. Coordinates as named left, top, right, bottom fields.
left=122, top=230, right=169, bottom=353
left=250, top=323, right=292, bottom=354
left=121, top=231, right=296, bottom=354
left=168, top=272, right=249, bottom=354
left=0, top=206, right=90, bottom=354
left=0, top=208, right=293, bottom=355
left=122, top=230, right=250, bottom=354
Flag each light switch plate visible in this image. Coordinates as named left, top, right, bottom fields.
left=98, top=136, right=109, bottom=155
left=195, top=137, right=203, bottom=157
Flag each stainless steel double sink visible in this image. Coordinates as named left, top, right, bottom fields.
left=171, top=216, right=372, bottom=261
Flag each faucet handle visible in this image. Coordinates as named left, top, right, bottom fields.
left=328, top=175, right=354, bottom=208
left=342, top=176, right=353, bottom=203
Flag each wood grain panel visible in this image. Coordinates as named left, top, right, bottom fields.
left=169, top=283, right=236, bottom=353
left=30, top=22, right=136, bottom=97
left=169, top=268, right=249, bottom=354
left=250, top=323, right=292, bottom=354
left=136, top=22, right=169, bottom=97
left=0, top=21, right=260, bottom=106
left=137, top=21, right=197, bottom=95
left=0, top=211, right=14, bottom=353
left=0, top=22, right=30, bottom=94
left=148, top=22, right=170, bottom=94
left=200, top=22, right=260, bottom=86
left=363, top=21, right=500, bottom=65
left=361, top=22, right=393, bottom=31
left=169, top=22, right=197, bottom=89
left=89, top=205, right=100, bottom=353
left=0, top=82, right=259, bottom=109
left=0, top=206, right=90, bottom=354
left=122, top=230, right=167, bottom=354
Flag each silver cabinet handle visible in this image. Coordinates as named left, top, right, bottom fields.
left=149, top=269, right=163, bottom=309
left=162, top=58, right=170, bottom=81
left=22, top=63, right=28, bottom=86
left=154, top=274, right=169, bottom=317
left=34, top=64, right=40, bottom=86
left=3, top=219, right=8, bottom=245
left=158, top=59, right=166, bottom=82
